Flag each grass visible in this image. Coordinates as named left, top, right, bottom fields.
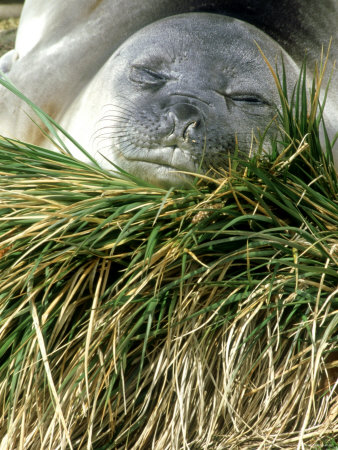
left=0, top=57, right=337, bottom=449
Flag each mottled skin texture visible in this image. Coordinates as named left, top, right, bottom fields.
left=0, top=0, right=337, bottom=186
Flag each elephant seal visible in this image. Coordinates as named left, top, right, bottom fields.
left=60, top=13, right=298, bottom=187
left=0, top=0, right=337, bottom=186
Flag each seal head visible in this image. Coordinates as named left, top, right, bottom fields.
left=62, top=13, right=299, bottom=187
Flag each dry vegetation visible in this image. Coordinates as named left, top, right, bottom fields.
left=0, top=135, right=336, bottom=449
left=0, top=33, right=337, bottom=450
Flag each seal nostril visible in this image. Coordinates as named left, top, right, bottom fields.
left=183, top=120, right=201, bottom=141
left=165, top=103, right=203, bottom=145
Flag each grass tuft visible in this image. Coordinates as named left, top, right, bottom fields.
left=0, top=58, right=337, bottom=449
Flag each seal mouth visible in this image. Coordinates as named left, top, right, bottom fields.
left=98, top=145, right=200, bottom=188
left=122, top=145, right=199, bottom=172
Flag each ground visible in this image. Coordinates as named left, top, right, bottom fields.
left=0, top=17, right=19, bottom=57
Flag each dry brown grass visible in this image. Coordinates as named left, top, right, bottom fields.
left=0, top=136, right=336, bottom=449
left=0, top=40, right=337, bottom=450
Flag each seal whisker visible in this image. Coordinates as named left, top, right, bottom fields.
left=99, top=111, right=133, bottom=120
left=101, top=104, right=136, bottom=116
left=105, top=98, right=139, bottom=112
left=95, top=128, right=127, bottom=136
left=99, top=109, right=130, bottom=117
left=98, top=117, right=130, bottom=129
left=103, top=99, right=137, bottom=109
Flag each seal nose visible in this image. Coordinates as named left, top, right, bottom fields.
left=167, top=103, right=203, bottom=144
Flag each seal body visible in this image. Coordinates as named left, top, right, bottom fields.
left=0, top=0, right=337, bottom=186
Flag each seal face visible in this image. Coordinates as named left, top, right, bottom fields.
left=63, top=13, right=298, bottom=188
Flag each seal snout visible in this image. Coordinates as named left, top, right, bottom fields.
left=165, top=102, right=204, bottom=147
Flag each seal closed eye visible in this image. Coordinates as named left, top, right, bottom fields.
left=130, top=65, right=170, bottom=85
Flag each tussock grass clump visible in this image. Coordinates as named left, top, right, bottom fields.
left=0, top=63, right=337, bottom=448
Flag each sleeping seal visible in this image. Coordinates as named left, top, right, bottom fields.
left=0, top=0, right=337, bottom=186
left=60, top=14, right=299, bottom=187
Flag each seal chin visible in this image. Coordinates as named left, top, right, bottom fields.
left=125, top=159, right=198, bottom=189
left=95, top=144, right=200, bottom=188
left=96, top=145, right=200, bottom=188
left=135, top=146, right=199, bottom=172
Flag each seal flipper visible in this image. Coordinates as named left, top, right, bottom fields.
left=0, top=49, right=19, bottom=75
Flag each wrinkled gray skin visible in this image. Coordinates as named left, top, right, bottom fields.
left=0, top=0, right=337, bottom=187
